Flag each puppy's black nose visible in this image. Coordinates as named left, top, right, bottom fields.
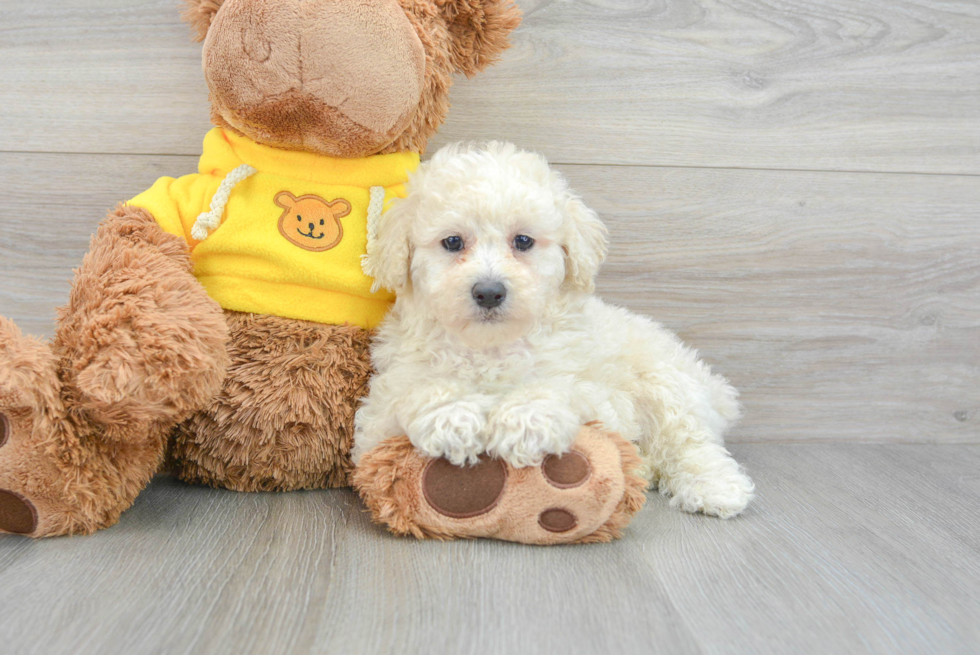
left=472, top=281, right=507, bottom=309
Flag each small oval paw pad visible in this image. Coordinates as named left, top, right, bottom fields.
left=538, top=508, right=578, bottom=533
left=542, top=450, right=591, bottom=488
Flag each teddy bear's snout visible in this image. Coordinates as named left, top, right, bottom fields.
left=203, top=0, right=425, bottom=157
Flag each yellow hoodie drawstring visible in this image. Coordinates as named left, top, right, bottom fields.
left=191, top=164, right=258, bottom=242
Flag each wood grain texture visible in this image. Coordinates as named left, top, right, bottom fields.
left=1, top=3, right=977, bottom=653
left=1, top=0, right=979, bottom=173
left=1, top=152, right=976, bottom=443
left=571, top=163, right=980, bottom=444
left=0, top=444, right=977, bottom=655
left=0, top=152, right=181, bottom=336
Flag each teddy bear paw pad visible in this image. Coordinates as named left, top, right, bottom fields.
left=0, top=411, right=39, bottom=534
left=0, top=412, right=9, bottom=448
left=538, top=507, right=577, bottom=533
left=542, top=451, right=591, bottom=488
left=0, top=489, right=38, bottom=535
left=422, top=455, right=507, bottom=518
left=0, top=405, right=73, bottom=537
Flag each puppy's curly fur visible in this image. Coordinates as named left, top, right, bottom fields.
left=355, top=143, right=755, bottom=519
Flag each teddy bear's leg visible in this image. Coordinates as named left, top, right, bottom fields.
left=353, top=425, right=648, bottom=545
left=0, top=206, right=230, bottom=536
left=170, top=313, right=372, bottom=491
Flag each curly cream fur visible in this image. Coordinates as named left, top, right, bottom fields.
left=356, top=143, right=755, bottom=519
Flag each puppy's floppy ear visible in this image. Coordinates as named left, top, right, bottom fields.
left=362, top=193, right=417, bottom=294
left=182, top=0, right=226, bottom=42
left=561, top=194, right=609, bottom=293
left=439, top=0, right=522, bottom=77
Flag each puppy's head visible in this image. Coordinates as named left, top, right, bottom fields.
left=364, top=142, right=608, bottom=347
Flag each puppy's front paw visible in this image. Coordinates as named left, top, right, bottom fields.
left=407, top=400, right=487, bottom=466
left=669, top=468, right=755, bottom=519
left=486, top=399, right=580, bottom=468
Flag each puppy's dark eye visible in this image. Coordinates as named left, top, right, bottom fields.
left=513, top=235, right=534, bottom=252
left=442, top=236, right=464, bottom=252
left=319, top=219, right=325, bottom=226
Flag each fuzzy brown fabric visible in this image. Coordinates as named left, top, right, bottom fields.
left=183, top=0, right=225, bottom=42
left=171, top=313, right=372, bottom=491
left=204, top=0, right=426, bottom=158
left=576, top=433, right=648, bottom=545
left=353, top=426, right=648, bottom=545
left=56, top=206, right=230, bottom=442
left=0, top=0, right=520, bottom=538
left=200, top=0, right=521, bottom=157
left=384, top=0, right=521, bottom=155
left=0, top=207, right=229, bottom=536
left=440, top=0, right=524, bottom=77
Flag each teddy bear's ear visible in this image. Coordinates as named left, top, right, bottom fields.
left=439, top=0, right=522, bottom=77
left=182, top=0, right=226, bottom=42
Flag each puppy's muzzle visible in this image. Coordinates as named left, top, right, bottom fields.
left=472, top=281, right=507, bottom=309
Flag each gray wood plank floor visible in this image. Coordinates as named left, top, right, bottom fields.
left=0, top=444, right=977, bottom=655
left=2, top=0, right=979, bottom=173
left=1, top=1, right=978, bottom=653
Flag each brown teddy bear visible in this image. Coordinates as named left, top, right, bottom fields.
left=0, top=0, right=522, bottom=537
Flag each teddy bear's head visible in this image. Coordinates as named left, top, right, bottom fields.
left=182, top=0, right=520, bottom=158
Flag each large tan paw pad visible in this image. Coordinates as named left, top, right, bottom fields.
left=422, top=455, right=507, bottom=518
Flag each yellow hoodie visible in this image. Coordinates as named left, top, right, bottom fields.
left=128, top=128, right=419, bottom=329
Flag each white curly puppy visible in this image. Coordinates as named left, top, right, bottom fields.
left=355, top=142, right=754, bottom=518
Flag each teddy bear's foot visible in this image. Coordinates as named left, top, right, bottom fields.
left=2, top=207, right=235, bottom=537
left=0, top=410, right=54, bottom=536
left=0, top=317, right=174, bottom=538
left=0, top=401, right=118, bottom=538
left=0, top=413, right=38, bottom=534
left=0, top=319, right=79, bottom=537
left=0, top=409, right=115, bottom=537
left=354, top=425, right=647, bottom=545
